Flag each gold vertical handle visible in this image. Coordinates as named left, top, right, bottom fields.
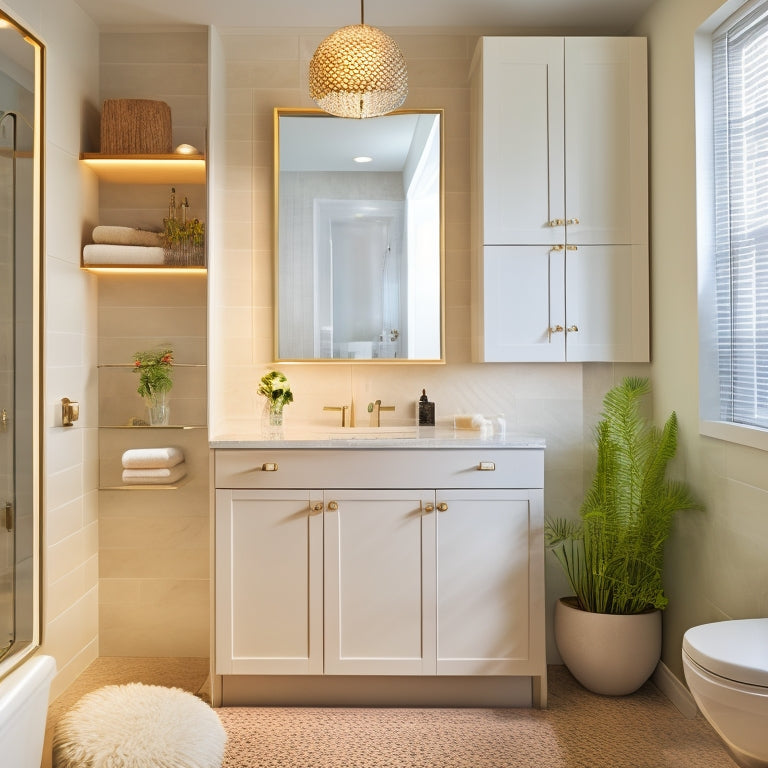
left=327, top=501, right=339, bottom=511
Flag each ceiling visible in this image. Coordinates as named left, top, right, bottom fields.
left=71, top=0, right=656, bottom=33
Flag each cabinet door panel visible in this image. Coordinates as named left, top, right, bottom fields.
left=436, top=490, right=538, bottom=675
left=215, top=489, right=323, bottom=674
left=324, top=490, right=436, bottom=675
left=564, top=38, right=648, bottom=246
left=480, top=37, right=564, bottom=245
left=481, top=245, right=564, bottom=362
left=565, top=244, right=649, bottom=362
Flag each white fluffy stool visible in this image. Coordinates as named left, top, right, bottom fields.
left=52, top=682, right=226, bottom=768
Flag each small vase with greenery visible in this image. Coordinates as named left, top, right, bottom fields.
left=257, top=370, right=293, bottom=427
left=545, top=376, right=700, bottom=615
left=133, top=347, right=174, bottom=425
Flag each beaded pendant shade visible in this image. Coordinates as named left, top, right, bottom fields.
left=309, top=0, right=408, bottom=119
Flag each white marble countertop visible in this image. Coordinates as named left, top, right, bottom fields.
left=210, top=425, right=546, bottom=450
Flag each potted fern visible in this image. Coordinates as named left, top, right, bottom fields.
left=545, top=377, right=700, bottom=695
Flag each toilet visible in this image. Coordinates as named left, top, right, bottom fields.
left=682, top=619, right=768, bottom=768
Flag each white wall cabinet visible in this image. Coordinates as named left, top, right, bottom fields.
left=214, top=446, right=546, bottom=705
left=471, top=36, right=649, bottom=362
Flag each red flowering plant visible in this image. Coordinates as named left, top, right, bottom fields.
left=133, top=347, right=174, bottom=398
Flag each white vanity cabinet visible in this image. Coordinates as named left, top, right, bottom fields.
left=213, top=444, right=546, bottom=706
left=470, top=36, right=649, bottom=363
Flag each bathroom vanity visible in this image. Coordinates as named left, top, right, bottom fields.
left=212, top=431, right=546, bottom=707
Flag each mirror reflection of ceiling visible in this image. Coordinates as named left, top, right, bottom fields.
left=70, top=0, right=657, bottom=32
left=280, top=114, right=420, bottom=173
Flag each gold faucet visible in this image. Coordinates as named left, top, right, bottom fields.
left=323, top=404, right=350, bottom=427
left=367, top=399, right=395, bottom=427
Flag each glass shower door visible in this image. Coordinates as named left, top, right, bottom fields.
left=0, top=112, right=14, bottom=661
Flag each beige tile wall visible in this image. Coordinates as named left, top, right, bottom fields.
left=95, top=28, right=210, bottom=657
left=36, top=0, right=101, bottom=700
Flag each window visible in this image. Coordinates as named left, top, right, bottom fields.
left=699, top=0, right=768, bottom=449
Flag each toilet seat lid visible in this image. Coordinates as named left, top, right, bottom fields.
left=683, top=619, right=768, bottom=687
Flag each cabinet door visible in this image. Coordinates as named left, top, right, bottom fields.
left=479, top=245, right=565, bottom=362
left=565, top=244, right=649, bottom=362
left=564, top=37, right=648, bottom=246
left=435, top=489, right=545, bottom=677
left=479, top=37, right=564, bottom=245
left=215, top=489, right=323, bottom=675
left=324, top=489, right=436, bottom=675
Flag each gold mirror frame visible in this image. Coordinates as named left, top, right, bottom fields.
left=273, top=107, right=445, bottom=363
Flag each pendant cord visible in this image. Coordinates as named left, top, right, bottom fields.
left=361, top=0, right=365, bottom=25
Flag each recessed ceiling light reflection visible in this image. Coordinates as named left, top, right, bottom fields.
left=353, top=156, right=373, bottom=163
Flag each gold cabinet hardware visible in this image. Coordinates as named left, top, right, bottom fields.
left=566, top=244, right=578, bottom=251
left=550, top=244, right=565, bottom=252
left=567, top=325, right=579, bottom=333
left=547, top=218, right=565, bottom=227
left=477, top=461, right=496, bottom=471
left=311, top=502, right=323, bottom=513
left=327, top=501, right=339, bottom=511
left=566, top=217, right=580, bottom=225
left=549, top=325, right=564, bottom=334
left=4, top=502, right=12, bottom=533
left=423, top=503, right=435, bottom=513
left=437, top=502, right=448, bottom=512
left=261, top=462, right=279, bottom=472
left=61, top=397, right=79, bottom=427
left=0, top=408, right=7, bottom=433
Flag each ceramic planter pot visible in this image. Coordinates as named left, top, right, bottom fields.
left=554, top=596, right=662, bottom=696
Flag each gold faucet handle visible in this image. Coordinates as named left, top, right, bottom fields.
left=323, top=404, right=350, bottom=426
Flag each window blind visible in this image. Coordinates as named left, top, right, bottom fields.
left=713, top=2, right=768, bottom=428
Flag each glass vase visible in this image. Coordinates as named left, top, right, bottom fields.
left=268, top=402, right=284, bottom=427
left=145, top=391, right=170, bottom=426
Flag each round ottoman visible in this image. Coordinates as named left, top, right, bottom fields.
left=52, top=682, right=226, bottom=768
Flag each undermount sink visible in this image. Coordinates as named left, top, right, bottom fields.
left=324, top=426, right=419, bottom=440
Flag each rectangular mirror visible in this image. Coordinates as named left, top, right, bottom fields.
left=274, top=108, right=444, bottom=362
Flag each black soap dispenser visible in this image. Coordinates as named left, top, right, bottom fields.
left=418, top=389, right=435, bottom=426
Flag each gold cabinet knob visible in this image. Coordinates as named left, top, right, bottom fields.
left=437, top=502, right=448, bottom=512
left=311, top=502, right=323, bottom=513
left=327, top=501, right=339, bottom=511
left=547, top=218, right=565, bottom=227
left=423, top=503, right=435, bottom=513
left=550, top=325, right=564, bottom=334
left=551, top=244, right=565, bottom=252
left=261, top=462, right=278, bottom=472
left=566, top=217, right=580, bottom=225
left=567, top=325, right=579, bottom=333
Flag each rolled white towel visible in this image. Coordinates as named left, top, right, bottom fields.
left=122, top=446, right=185, bottom=469
left=93, top=225, right=163, bottom=247
left=121, top=463, right=187, bottom=485
left=82, top=244, right=165, bottom=265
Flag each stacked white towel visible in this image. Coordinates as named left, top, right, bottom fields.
left=121, top=447, right=186, bottom=485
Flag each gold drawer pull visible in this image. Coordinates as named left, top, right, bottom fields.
left=261, top=462, right=278, bottom=472
left=424, top=503, right=435, bottom=513
left=327, top=501, right=339, bottom=511
left=478, top=461, right=496, bottom=471
left=437, top=502, right=448, bottom=512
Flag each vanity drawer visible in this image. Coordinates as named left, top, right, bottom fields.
left=214, top=448, right=543, bottom=490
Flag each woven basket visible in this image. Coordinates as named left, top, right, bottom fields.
left=100, top=99, right=172, bottom=154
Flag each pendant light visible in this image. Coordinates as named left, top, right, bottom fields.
left=309, top=0, right=408, bottom=119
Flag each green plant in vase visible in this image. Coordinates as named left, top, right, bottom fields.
left=257, top=370, right=293, bottom=427
left=133, top=347, right=174, bottom=426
